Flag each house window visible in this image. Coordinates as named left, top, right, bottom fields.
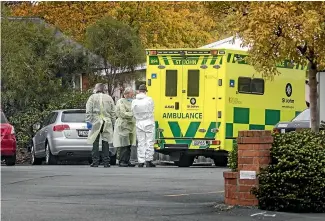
left=187, top=70, right=200, bottom=97
left=165, top=70, right=177, bottom=97
left=238, top=77, right=264, bottom=95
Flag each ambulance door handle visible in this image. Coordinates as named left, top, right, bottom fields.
left=175, top=102, right=179, bottom=110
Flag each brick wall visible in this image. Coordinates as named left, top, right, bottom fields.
left=224, top=130, right=273, bottom=206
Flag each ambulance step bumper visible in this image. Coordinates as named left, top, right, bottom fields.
left=163, top=144, right=188, bottom=150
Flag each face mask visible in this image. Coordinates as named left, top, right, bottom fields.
left=127, top=98, right=133, bottom=102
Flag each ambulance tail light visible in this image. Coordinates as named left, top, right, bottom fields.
left=210, top=50, right=218, bottom=56
left=211, top=140, right=221, bottom=145
left=149, top=50, right=158, bottom=55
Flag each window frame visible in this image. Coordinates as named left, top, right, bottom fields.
left=187, top=69, right=200, bottom=97
left=165, top=69, right=178, bottom=97
left=237, top=77, right=265, bottom=95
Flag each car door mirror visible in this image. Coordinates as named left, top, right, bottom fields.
left=33, top=123, right=41, bottom=132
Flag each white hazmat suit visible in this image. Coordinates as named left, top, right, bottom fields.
left=131, top=93, right=155, bottom=164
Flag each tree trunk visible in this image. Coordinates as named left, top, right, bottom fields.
left=308, top=64, right=319, bottom=132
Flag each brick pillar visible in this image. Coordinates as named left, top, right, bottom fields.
left=224, top=130, right=273, bottom=206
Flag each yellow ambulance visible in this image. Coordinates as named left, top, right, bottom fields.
left=145, top=49, right=306, bottom=167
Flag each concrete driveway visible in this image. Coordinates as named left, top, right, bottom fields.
left=2, top=165, right=325, bottom=221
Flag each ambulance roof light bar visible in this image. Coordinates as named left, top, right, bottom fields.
left=149, top=50, right=157, bottom=55
left=210, top=50, right=218, bottom=55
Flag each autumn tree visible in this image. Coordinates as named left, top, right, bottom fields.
left=84, top=17, right=144, bottom=96
left=9, top=1, right=217, bottom=48
left=208, top=1, right=325, bottom=132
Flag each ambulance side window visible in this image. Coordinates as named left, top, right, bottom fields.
left=187, top=70, right=200, bottom=97
left=238, top=77, right=251, bottom=93
left=251, top=79, right=264, bottom=95
left=165, top=70, right=177, bottom=97
left=238, top=77, right=265, bottom=95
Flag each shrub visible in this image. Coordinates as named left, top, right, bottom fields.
left=227, top=142, right=238, bottom=171
left=9, top=91, right=91, bottom=150
left=252, top=130, right=325, bottom=213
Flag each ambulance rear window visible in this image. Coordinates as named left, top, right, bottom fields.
left=165, top=70, right=178, bottom=97
left=187, top=70, right=200, bottom=97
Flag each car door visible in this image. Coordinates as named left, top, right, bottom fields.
left=35, top=112, right=56, bottom=154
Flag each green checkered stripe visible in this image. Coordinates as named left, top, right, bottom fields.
left=225, top=107, right=302, bottom=138
left=155, top=121, right=221, bottom=148
left=226, top=53, right=307, bottom=70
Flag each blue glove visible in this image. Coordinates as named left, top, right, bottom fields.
left=86, top=122, right=92, bottom=130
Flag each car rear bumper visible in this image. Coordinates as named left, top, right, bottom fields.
left=50, top=137, right=116, bottom=156
left=1, top=138, right=17, bottom=156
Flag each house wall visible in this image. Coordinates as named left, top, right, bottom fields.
left=80, top=71, right=146, bottom=101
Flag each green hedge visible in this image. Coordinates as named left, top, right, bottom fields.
left=227, top=142, right=238, bottom=171
left=252, top=130, right=325, bottom=213
left=8, top=91, right=91, bottom=150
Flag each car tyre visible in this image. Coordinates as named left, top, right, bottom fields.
left=5, top=155, right=16, bottom=166
left=31, top=144, right=42, bottom=165
left=45, top=142, right=57, bottom=165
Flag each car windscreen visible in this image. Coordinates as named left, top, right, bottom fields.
left=0, top=112, right=9, bottom=124
left=61, top=111, right=86, bottom=123
left=292, top=109, right=310, bottom=122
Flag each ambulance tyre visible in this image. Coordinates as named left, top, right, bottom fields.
left=174, top=154, right=195, bottom=167
left=213, top=155, right=228, bottom=167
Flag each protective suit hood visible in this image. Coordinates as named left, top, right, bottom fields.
left=136, top=93, right=147, bottom=100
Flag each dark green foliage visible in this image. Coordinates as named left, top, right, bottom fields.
left=252, top=130, right=325, bottom=213
left=8, top=91, right=91, bottom=150
left=227, top=142, right=238, bottom=171
left=1, top=13, right=93, bottom=150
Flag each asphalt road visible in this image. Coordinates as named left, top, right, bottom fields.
left=2, top=165, right=325, bottom=221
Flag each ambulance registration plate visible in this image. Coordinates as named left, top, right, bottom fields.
left=192, top=140, right=207, bottom=146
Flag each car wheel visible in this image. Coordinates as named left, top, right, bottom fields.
left=45, top=142, right=57, bottom=165
left=5, top=155, right=16, bottom=166
left=31, top=144, right=43, bottom=165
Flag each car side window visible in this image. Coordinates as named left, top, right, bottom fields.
left=42, top=113, right=55, bottom=127
left=49, top=112, right=58, bottom=125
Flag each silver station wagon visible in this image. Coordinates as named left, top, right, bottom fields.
left=30, top=109, right=116, bottom=165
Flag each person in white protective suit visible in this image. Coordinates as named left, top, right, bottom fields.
left=86, top=83, right=116, bottom=168
left=113, top=87, right=136, bottom=167
left=131, top=84, right=156, bottom=167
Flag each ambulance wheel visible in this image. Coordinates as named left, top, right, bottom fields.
left=174, top=155, right=194, bottom=167
left=213, top=156, right=228, bottom=167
